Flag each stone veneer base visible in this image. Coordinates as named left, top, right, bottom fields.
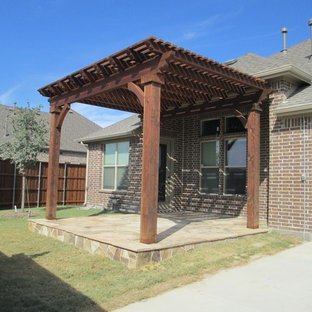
left=28, top=218, right=268, bottom=268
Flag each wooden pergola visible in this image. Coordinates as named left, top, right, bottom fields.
left=39, top=37, right=271, bottom=244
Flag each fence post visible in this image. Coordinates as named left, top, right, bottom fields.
left=37, top=162, right=42, bottom=207
left=62, top=163, right=68, bottom=206
left=12, top=163, right=17, bottom=209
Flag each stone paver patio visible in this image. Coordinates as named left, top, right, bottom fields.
left=28, top=212, right=267, bottom=268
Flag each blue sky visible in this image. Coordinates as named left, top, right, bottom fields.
left=1, top=0, right=312, bottom=127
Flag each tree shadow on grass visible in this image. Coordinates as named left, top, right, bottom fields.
left=0, top=251, right=106, bottom=312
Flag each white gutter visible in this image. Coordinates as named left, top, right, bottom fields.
left=275, top=103, right=312, bottom=116
left=83, top=147, right=89, bottom=206
left=80, top=130, right=138, bottom=144
left=302, top=117, right=307, bottom=240
left=255, top=65, right=312, bottom=84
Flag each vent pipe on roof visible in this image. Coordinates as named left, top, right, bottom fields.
left=309, top=18, right=312, bottom=58
left=281, top=27, right=288, bottom=54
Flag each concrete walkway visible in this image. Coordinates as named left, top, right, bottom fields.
left=115, top=242, right=312, bottom=312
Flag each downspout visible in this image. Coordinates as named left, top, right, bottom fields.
left=83, top=147, right=89, bottom=206
left=302, top=117, right=307, bottom=239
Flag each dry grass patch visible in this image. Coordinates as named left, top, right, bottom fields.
left=0, top=207, right=301, bottom=311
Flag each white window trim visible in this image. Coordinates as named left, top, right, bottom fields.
left=223, top=137, right=247, bottom=195
left=199, top=139, right=220, bottom=194
left=102, top=141, right=129, bottom=191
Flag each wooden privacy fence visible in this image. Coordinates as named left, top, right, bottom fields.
left=0, top=159, right=86, bottom=209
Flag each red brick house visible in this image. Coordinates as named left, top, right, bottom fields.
left=231, top=39, right=312, bottom=240
left=78, top=38, right=312, bottom=241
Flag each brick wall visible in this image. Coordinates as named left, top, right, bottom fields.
left=86, top=106, right=269, bottom=221
left=161, top=106, right=269, bottom=220
left=269, top=79, right=312, bottom=236
left=86, top=135, right=142, bottom=212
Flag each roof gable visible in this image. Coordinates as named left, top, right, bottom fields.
left=229, top=39, right=312, bottom=80
left=80, top=114, right=141, bottom=143
left=267, top=39, right=312, bottom=75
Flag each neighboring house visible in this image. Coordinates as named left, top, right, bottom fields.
left=0, top=104, right=101, bottom=209
left=80, top=37, right=312, bottom=240
left=0, top=104, right=101, bottom=164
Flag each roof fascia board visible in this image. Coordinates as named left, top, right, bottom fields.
left=255, top=65, right=312, bottom=84
left=41, top=147, right=87, bottom=154
left=275, top=103, right=312, bottom=116
left=80, top=131, right=137, bottom=144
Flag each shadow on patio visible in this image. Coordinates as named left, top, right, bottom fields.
left=157, top=211, right=234, bottom=242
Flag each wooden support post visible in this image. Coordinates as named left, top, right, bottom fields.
left=46, top=104, right=70, bottom=220
left=140, top=75, right=163, bottom=244
left=246, top=104, right=261, bottom=229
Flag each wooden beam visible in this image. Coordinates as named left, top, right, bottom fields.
left=127, top=82, right=144, bottom=106
left=46, top=106, right=62, bottom=220
left=165, top=62, right=245, bottom=95
left=49, top=52, right=173, bottom=107
left=161, top=92, right=260, bottom=118
left=145, top=38, right=267, bottom=90
left=140, top=77, right=162, bottom=244
left=56, top=103, right=70, bottom=129
left=233, top=108, right=247, bottom=128
left=162, top=83, right=210, bottom=102
left=246, top=103, right=261, bottom=229
left=164, top=73, right=226, bottom=98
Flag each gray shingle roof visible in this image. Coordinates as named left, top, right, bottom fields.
left=80, top=114, right=141, bottom=143
left=229, top=39, right=312, bottom=116
left=230, top=39, right=312, bottom=76
left=229, top=53, right=275, bottom=75
left=0, top=104, right=101, bottom=153
left=268, top=39, right=312, bottom=75
left=275, top=85, right=312, bottom=115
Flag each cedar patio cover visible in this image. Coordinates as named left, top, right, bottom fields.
left=39, top=37, right=270, bottom=244
left=39, top=37, right=268, bottom=115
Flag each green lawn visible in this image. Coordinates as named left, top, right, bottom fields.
left=0, top=207, right=301, bottom=311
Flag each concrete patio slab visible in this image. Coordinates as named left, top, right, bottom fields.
left=28, top=212, right=267, bottom=268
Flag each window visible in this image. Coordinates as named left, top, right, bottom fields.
left=200, top=141, right=219, bottom=193
left=103, top=141, right=129, bottom=190
left=225, top=138, right=246, bottom=194
left=201, top=119, right=220, bottom=136
left=200, top=117, right=247, bottom=195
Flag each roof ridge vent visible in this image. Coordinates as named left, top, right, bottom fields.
left=281, top=27, right=288, bottom=54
